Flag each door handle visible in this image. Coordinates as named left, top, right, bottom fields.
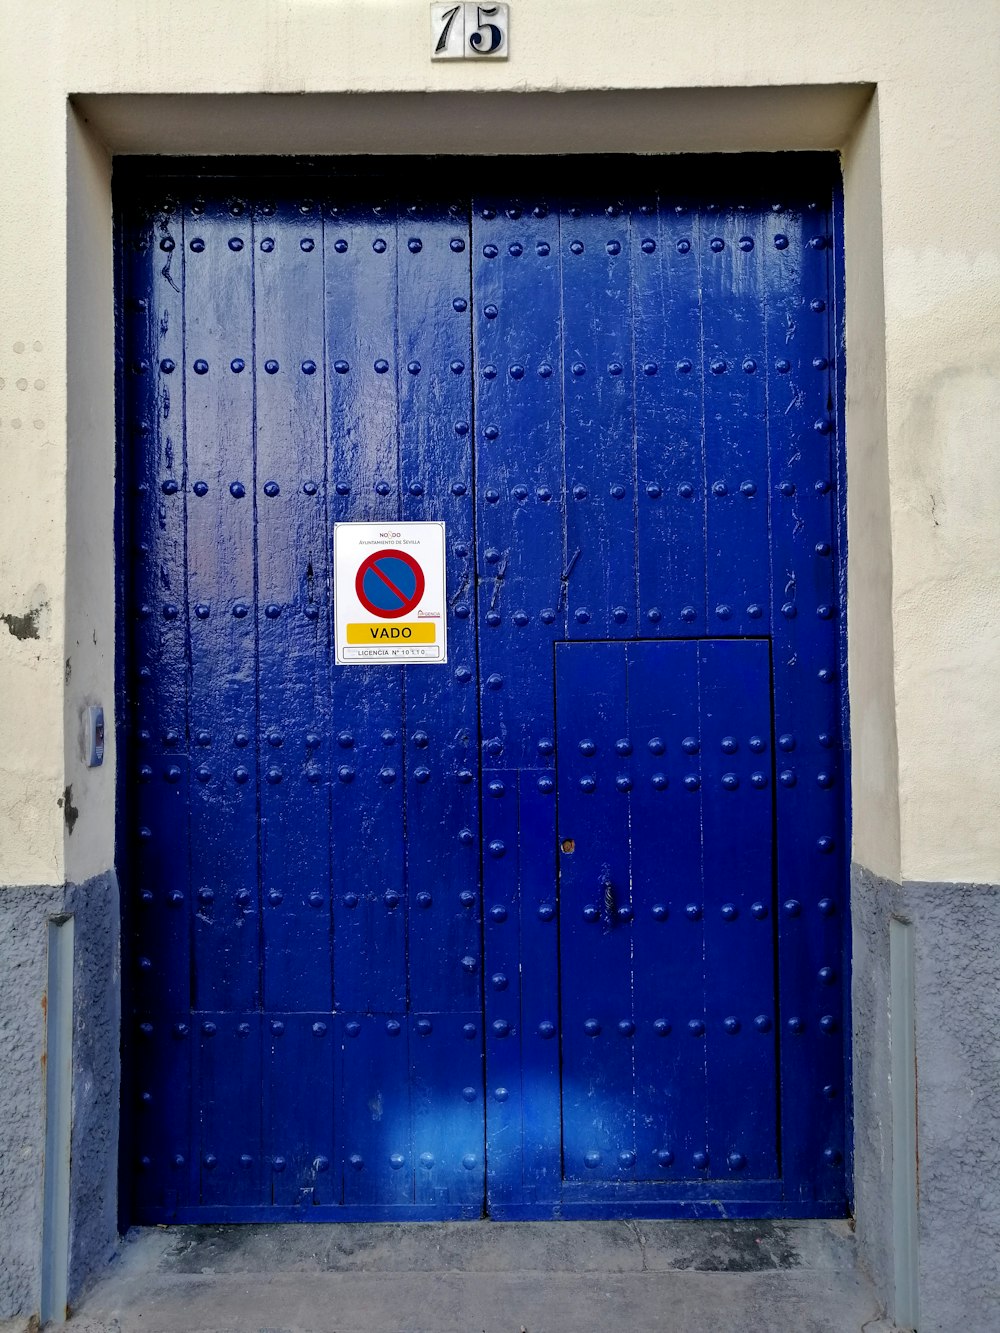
left=603, top=878, right=618, bottom=922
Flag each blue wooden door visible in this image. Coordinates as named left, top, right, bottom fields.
left=118, top=158, right=847, bottom=1224
left=121, top=182, right=484, bottom=1222
left=473, top=170, right=847, bottom=1218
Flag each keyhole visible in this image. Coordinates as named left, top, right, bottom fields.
left=560, top=839, right=575, bottom=854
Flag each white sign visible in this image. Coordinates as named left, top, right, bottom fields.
left=431, top=3, right=509, bottom=60
left=334, top=522, right=448, bottom=666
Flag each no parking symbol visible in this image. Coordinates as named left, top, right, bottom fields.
left=334, top=522, right=447, bottom=665
left=355, top=548, right=426, bottom=619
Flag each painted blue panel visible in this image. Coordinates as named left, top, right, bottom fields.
left=257, top=199, right=333, bottom=1012
left=125, top=205, right=194, bottom=1024
left=265, top=1013, right=336, bottom=1207
left=132, top=758, right=191, bottom=1013
left=131, top=1013, right=194, bottom=1216
left=764, top=196, right=847, bottom=1203
left=398, top=201, right=480, bottom=1015
left=474, top=192, right=565, bottom=1212
left=195, top=1013, right=263, bottom=1206
left=701, top=209, right=771, bottom=637
left=122, top=203, right=197, bottom=1224
left=473, top=196, right=565, bottom=772
left=556, top=642, right=636, bottom=1183
left=326, top=200, right=406, bottom=1015
left=327, top=693, right=406, bottom=1013
left=324, top=196, right=400, bottom=528
left=561, top=199, right=637, bottom=639
left=633, top=200, right=706, bottom=633
left=184, top=198, right=260, bottom=1012
left=340, top=1013, right=413, bottom=1207
left=698, top=640, right=777, bottom=1179
left=481, top=767, right=524, bottom=1211
left=131, top=207, right=188, bottom=747
left=627, top=640, right=706, bottom=1179
left=410, top=1011, right=484, bottom=1214
left=515, top=770, right=562, bottom=1203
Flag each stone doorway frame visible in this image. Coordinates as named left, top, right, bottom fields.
left=61, top=81, right=903, bottom=1322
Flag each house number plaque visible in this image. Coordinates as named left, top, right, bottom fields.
left=431, top=3, right=509, bottom=59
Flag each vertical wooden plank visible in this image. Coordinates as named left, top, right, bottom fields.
left=482, top=768, right=523, bottom=1211
left=127, top=200, right=194, bottom=1033
left=628, top=640, right=707, bottom=1179
left=196, top=1013, right=263, bottom=1206
left=397, top=198, right=479, bottom=1015
left=634, top=195, right=707, bottom=634
left=335, top=890, right=406, bottom=1015
left=699, top=639, right=778, bottom=1180
left=410, top=1011, right=483, bottom=1214
left=701, top=205, right=771, bottom=638
left=515, top=770, right=562, bottom=1202
left=474, top=189, right=565, bottom=1209
left=327, top=194, right=402, bottom=527
left=473, top=192, right=564, bottom=772
left=328, top=197, right=407, bottom=1016
left=134, top=200, right=188, bottom=746
left=131, top=759, right=190, bottom=1014
left=341, top=1014, right=413, bottom=1208
left=130, top=1013, right=194, bottom=1216
left=555, top=642, right=635, bottom=1182
left=265, top=1012, right=336, bottom=1206
left=560, top=196, right=637, bottom=640
left=184, top=192, right=260, bottom=1013
left=765, top=186, right=847, bottom=1203
left=124, top=195, right=196, bottom=1222
left=121, top=203, right=183, bottom=1222
left=256, top=196, right=332, bottom=1012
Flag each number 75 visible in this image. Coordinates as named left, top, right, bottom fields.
left=431, top=3, right=509, bottom=60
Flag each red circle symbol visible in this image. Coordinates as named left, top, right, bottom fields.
left=355, top=548, right=426, bottom=619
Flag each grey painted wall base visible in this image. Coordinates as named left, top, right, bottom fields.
left=0, top=872, right=120, bottom=1321
left=3, top=861, right=998, bottom=1330
left=852, top=863, right=1000, bottom=1333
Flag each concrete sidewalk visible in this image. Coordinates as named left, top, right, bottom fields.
left=48, top=1219, right=895, bottom=1333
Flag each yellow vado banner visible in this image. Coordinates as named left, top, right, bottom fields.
left=346, top=622, right=437, bottom=645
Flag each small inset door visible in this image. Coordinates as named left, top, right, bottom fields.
left=556, top=639, right=777, bottom=1183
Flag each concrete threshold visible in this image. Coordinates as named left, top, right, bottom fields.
left=55, top=1220, right=896, bottom=1333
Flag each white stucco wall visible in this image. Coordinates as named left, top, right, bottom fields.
left=0, top=0, right=998, bottom=888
